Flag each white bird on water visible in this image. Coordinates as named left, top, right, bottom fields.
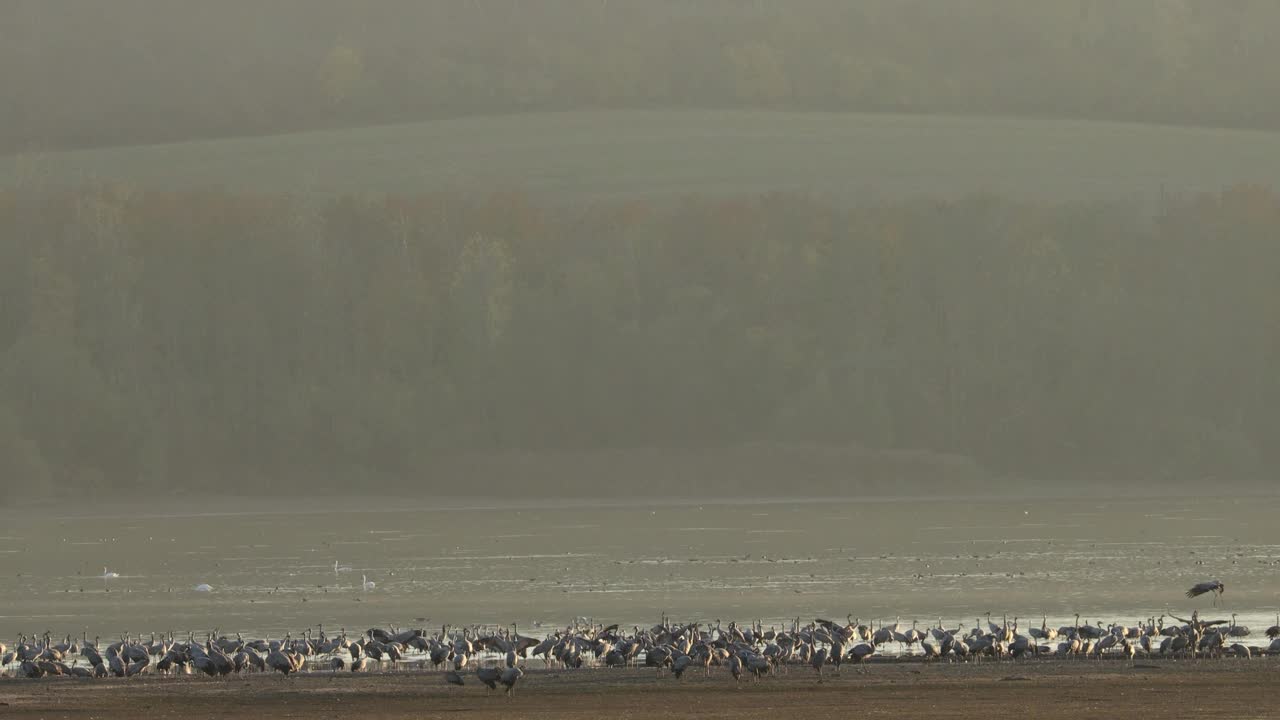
left=100, top=567, right=120, bottom=579
left=194, top=583, right=213, bottom=592
left=362, top=575, right=376, bottom=591
left=334, top=560, right=353, bottom=574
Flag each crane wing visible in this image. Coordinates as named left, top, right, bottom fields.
left=1185, top=581, right=1221, bottom=598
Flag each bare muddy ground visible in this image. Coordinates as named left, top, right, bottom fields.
left=4, top=659, right=1278, bottom=720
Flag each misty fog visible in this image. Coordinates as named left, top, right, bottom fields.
left=1, top=1, right=1278, bottom=506
left=6, top=8, right=1280, bottom=712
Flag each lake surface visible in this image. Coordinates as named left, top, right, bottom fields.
left=2, top=495, right=1277, bottom=645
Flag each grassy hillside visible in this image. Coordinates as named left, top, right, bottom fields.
left=5, top=110, right=1280, bottom=203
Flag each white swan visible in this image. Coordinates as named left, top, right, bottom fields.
left=362, top=574, right=376, bottom=591
left=194, top=583, right=213, bottom=592
left=334, top=560, right=353, bottom=574
left=100, top=567, right=120, bottom=579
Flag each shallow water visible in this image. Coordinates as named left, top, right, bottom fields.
left=1, top=495, right=1277, bottom=645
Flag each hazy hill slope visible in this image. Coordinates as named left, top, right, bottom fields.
left=6, top=110, right=1280, bottom=203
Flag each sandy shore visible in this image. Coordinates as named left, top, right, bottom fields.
left=3, top=658, right=1278, bottom=719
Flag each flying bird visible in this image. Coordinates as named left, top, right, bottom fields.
left=1185, top=580, right=1225, bottom=605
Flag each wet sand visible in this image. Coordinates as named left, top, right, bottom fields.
left=4, top=659, right=1278, bottom=719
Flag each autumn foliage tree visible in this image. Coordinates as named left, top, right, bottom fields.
left=0, top=182, right=1277, bottom=500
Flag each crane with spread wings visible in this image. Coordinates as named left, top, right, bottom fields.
left=1185, top=580, right=1225, bottom=606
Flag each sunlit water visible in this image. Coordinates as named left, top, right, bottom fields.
left=2, top=495, right=1277, bottom=651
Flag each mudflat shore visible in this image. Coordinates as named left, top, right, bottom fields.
left=3, top=658, right=1277, bottom=719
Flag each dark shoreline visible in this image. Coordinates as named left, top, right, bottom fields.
left=4, top=658, right=1277, bottom=719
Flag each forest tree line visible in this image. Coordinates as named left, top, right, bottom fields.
left=5, top=0, right=1280, bottom=152
left=1, top=183, right=1277, bottom=500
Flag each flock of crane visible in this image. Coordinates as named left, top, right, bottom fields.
left=4, top=606, right=1279, bottom=690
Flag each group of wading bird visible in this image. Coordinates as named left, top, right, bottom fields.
left=3, top=580, right=1274, bottom=690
